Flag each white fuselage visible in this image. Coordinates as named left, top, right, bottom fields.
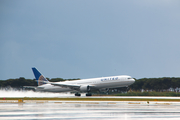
left=35, top=75, right=135, bottom=92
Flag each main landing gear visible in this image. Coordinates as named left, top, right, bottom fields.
left=75, top=93, right=81, bottom=96
left=75, top=85, right=92, bottom=96
left=74, top=93, right=92, bottom=96
left=86, top=85, right=92, bottom=96
left=86, top=93, right=92, bottom=96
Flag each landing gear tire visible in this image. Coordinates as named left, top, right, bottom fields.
left=75, top=93, right=81, bottom=96
left=86, top=93, right=92, bottom=96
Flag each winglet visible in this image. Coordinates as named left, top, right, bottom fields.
left=32, top=67, right=49, bottom=86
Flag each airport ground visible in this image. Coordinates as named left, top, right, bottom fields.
left=1, top=90, right=180, bottom=119
left=1, top=97, right=180, bottom=120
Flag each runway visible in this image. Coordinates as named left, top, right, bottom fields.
left=1, top=100, right=180, bottom=120
left=1, top=90, right=180, bottom=119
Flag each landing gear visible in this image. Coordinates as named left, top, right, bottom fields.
left=86, top=93, right=92, bottom=96
left=106, top=88, right=109, bottom=95
left=86, top=85, right=92, bottom=96
left=126, top=87, right=130, bottom=92
left=75, top=93, right=81, bottom=96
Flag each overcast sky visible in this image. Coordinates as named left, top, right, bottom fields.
left=1, top=0, right=180, bottom=80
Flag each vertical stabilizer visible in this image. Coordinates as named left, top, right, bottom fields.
left=32, top=67, right=49, bottom=86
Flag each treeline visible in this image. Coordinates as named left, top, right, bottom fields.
left=0, top=77, right=37, bottom=88
left=0, top=77, right=80, bottom=88
left=115, top=91, right=180, bottom=96
left=1, top=77, right=180, bottom=92
left=129, top=77, right=180, bottom=92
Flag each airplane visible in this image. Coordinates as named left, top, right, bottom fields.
left=26, top=67, right=135, bottom=96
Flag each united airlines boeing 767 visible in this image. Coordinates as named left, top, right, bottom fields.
left=27, top=67, right=135, bottom=96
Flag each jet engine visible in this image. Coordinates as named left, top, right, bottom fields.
left=79, top=85, right=90, bottom=92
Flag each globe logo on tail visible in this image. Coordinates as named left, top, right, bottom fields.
left=38, top=75, right=48, bottom=86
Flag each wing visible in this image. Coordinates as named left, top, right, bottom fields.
left=51, top=83, right=80, bottom=90
left=51, top=83, right=97, bottom=91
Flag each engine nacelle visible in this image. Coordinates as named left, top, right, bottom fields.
left=79, top=85, right=90, bottom=92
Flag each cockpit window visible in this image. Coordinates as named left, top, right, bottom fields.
left=128, top=77, right=132, bottom=79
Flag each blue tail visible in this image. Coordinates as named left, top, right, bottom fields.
left=32, top=67, right=49, bottom=86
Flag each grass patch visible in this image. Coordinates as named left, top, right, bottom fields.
left=115, top=91, right=180, bottom=96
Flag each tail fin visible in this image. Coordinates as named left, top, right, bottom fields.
left=32, top=67, right=49, bottom=86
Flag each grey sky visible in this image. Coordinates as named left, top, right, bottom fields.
left=1, top=0, right=180, bottom=80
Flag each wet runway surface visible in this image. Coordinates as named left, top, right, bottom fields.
left=1, top=101, right=180, bottom=120
left=1, top=90, right=180, bottom=119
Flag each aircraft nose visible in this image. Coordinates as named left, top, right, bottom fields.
left=132, top=78, right=135, bottom=83
left=131, top=78, right=135, bottom=84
